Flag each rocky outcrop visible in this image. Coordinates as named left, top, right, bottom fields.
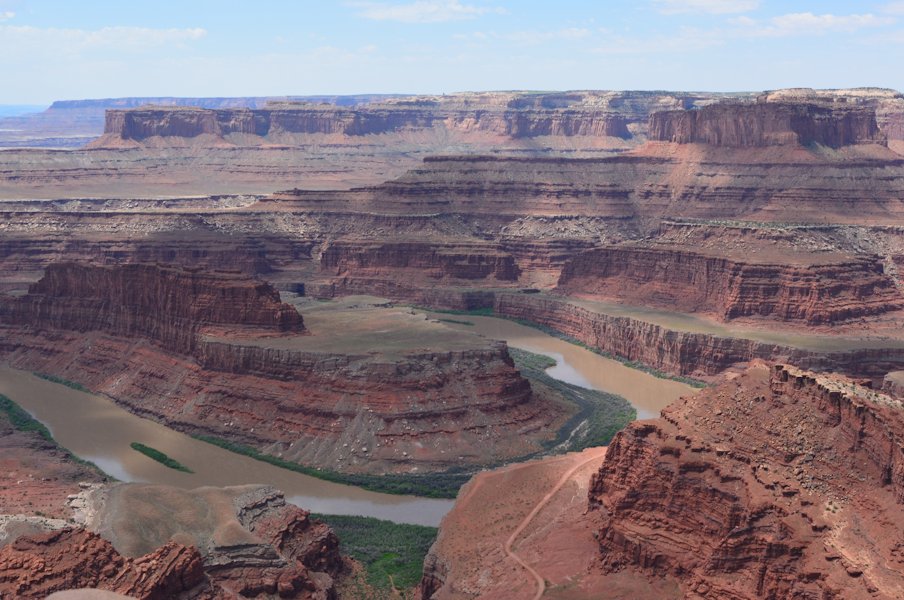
left=0, top=528, right=208, bottom=599
left=493, top=292, right=904, bottom=378
left=649, top=101, right=885, bottom=147
left=93, top=91, right=742, bottom=147
left=0, top=484, right=345, bottom=599
left=589, top=363, right=904, bottom=599
left=94, top=484, right=341, bottom=599
left=0, top=264, right=556, bottom=473
left=557, top=246, right=904, bottom=324
left=320, top=240, right=520, bottom=281
left=1, top=263, right=305, bottom=354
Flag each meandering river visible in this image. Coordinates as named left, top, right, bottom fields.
left=0, top=316, right=695, bottom=526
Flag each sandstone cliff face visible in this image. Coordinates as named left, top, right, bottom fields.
left=320, top=240, right=520, bottom=282
left=557, top=246, right=904, bottom=325
left=649, top=101, right=885, bottom=147
left=0, top=528, right=207, bottom=599
left=589, top=363, right=904, bottom=599
left=98, top=105, right=636, bottom=145
left=0, top=263, right=554, bottom=473
left=1, top=262, right=305, bottom=354
left=493, top=292, right=904, bottom=378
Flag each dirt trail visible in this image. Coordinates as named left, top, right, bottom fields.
left=424, top=446, right=666, bottom=599
left=503, top=447, right=607, bottom=600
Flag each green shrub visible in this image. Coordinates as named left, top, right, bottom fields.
left=130, top=442, right=193, bottom=473
left=313, top=513, right=437, bottom=591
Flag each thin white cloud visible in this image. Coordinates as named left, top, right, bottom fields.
left=881, top=2, right=904, bottom=15
left=739, top=12, right=894, bottom=37
left=654, top=0, right=759, bottom=15
left=456, top=27, right=590, bottom=45
left=352, top=0, right=505, bottom=23
left=0, top=25, right=207, bottom=55
left=0, top=11, right=14, bottom=21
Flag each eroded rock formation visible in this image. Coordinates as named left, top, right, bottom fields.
left=0, top=484, right=343, bottom=599
left=557, top=246, right=904, bottom=324
left=4, top=262, right=305, bottom=353
left=649, top=101, right=885, bottom=147
left=0, top=263, right=558, bottom=473
left=0, top=528, right=207, bottom=599
left=493, top=292, right=904, bottom=379
left=589, top=363, right=904, bottom=599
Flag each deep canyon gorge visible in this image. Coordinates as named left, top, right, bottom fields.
left=2, top=86, right=904, bottom=599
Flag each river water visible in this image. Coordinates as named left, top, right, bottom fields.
left=0, top=317, right=695, bottom=526
left=434, top=314, right=695, bottom=420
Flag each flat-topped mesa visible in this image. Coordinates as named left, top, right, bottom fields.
left=649, top=100, right=885, bottom=148
left=98, top=104, right=634, bottom=143
left=557, top=246, right=904, bottom=325
left=93, top=91, right=755, bottom=147
left=2, top=262, right=305, bottom=353
left=589, top=363, right=904, bottom=599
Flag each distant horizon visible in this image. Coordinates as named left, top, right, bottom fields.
left=4, top=1, right=904, bottom=104
left=4, top=84, right=904, bottom=113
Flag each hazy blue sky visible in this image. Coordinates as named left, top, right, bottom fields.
left=2, top=0, right=903, bottom=104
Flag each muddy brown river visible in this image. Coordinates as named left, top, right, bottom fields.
left=435, top=315, right=695, bottom=420
left=0, top=316, right=695, bottom=525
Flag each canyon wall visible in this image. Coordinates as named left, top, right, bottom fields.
left=0, top=263, right=557, bottom=473
left=92, top=90, right=750, bottom=147
left=99, top=105, right=636, bottom=143
left=493, top=293, right=904, bottom=378
left=1, top=262, right=305, bottom=354
left=649, top=101, right=885, bottom=147
left=320, top=240, right=520, bottom=281
left=588, top=363, right=904, bottom=599
left=557, top=247, right=904, bottom=324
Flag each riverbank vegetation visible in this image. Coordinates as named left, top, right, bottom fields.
left=313, top=513, right=436, bottom=594
left=509, top=348, right=636, bottom=450
left=129, top=442, right=193, bottom=473
left=0, top=393, right=109, bottom=477
left=34, top=372, right=91, bottom=392
left=192, top=434, right=470, bottom=498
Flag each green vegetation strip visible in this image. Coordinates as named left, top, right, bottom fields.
left=192, top=435, right=470, bottom=498
left=313, top=513, right=437, bottom=592
left=509, top=348, right=636, bottom=451
left=34, top=372, right=91, bottom=392
left=129, top=442, right=193, bottom=473
left=0, top=393, right=109, bottom=477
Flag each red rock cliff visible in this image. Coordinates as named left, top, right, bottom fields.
left=494, top=292, right=904, bottom=379
left=98, top=104, right=635, bottom=142
left=589, top=363, right=904, bottom=599
left=1, top=262, right=305, bottom=353
left=649, top=101, right=885, bottom=148
left=557, top=246, right=904, bottom=325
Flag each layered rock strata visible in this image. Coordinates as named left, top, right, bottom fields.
left=589, top=363, right=904, bottom=599
left=2, top=262, right=305, bottom=353
left=557, top=246, right=904, bottom=324
left=493, top=292, right=904, bottom=379
left=0, top=528, right=208, bottom=599
left=91, top=90, right=744, bottom=148
left=649, top=101, right=885, bottom=147
left=0, top=263, right=555, bottom=472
